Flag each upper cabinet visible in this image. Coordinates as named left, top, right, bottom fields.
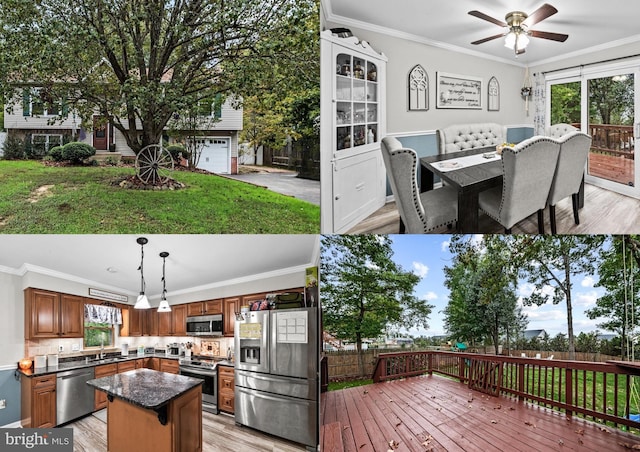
left=25, top=288, right=84, bottom=339
left=223, top=297, right=241, bottom=337
left=186, top=299, right=222, bottom=316
left=158, top=304, right=187, bottom=336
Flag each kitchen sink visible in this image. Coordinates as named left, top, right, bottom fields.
left=88, top=356, right=131, bottom=364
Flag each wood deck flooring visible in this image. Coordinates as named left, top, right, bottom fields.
left=70, top=409, right=306, bottom=452
left=348, top=183, right=640, bottom=234
left=588, top=153, right=634, bottom=186
left=321, top=375, right=640, bottom=452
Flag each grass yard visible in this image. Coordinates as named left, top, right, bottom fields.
left=0, top=161, right=319, bottom=233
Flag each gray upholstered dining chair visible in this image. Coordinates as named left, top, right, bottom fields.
left=381, top=136, right=458, bottom=233
left=547, top=131, right=592, bottom=234
left=547, top=123, right=577, bottom=138
left=478, top=136, right=561, bottom=234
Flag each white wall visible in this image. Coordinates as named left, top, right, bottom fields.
left=0, top=272, right=25, bottom=367
left=324, top=22, right=532, bottom=134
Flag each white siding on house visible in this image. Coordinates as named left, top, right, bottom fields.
left=4, top=105, right=77, bottom=131
left=213, top=99, right=243, bottom=131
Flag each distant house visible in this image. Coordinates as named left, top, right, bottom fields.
left=4, top=87, right=243, bottom=174
left=597, top=333, right=617, bottom=341
left=523, top=329, right=547, bottom=340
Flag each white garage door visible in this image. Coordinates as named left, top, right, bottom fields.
left=197, top=138, right=230, bottom=174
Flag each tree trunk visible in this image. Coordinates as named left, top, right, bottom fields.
left=564, top=253, right=576, bottom=360
left=356, top=332, right=365, bottom=378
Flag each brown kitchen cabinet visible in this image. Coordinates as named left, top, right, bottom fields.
left=117, top=360, right=136, bottom=373
left=241, top=292, right=267, bottom=309
left=147, top=357, right=160, bottom=371
left=94, top=363, right=118, bottom=411
left=160, top=358, right=180, bottom=374
left=122, top=307, right=158, bottom=337
left=218, top=365, right=235, bottom=414
left=223, top=297, right=241, bottom=337
left=21, top=374, right=56, bottom=428
left=25, top=288, right=84, bottom=339
left=135, top=359, right=146, bottom=369
left=158, top=304, right=187, bottom=336
left=187, top=299, right=223, bottom=316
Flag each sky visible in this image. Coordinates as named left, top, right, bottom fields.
left=388, top=235, right=609, bottom=339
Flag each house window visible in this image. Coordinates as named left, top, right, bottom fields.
left=84, top=322, right=114, bottom=348
left=196, top=94, right=223, bottom=118
left=22, top=88, right=65, bottom=117
left=31, top=134, right=63, bottom=155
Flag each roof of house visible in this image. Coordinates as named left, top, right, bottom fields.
left=523, top=329, right=547, bottom=339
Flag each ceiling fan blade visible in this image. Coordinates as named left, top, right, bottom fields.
left=522, top=3, right=558, bottom=27
left=529, top=30, right=569, bottom=42
left=471, top=33, right=506, bottom=45
left=468, top=10, right=507, bottom=27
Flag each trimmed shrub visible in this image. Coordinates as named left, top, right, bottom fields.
left=61, top=142, right=96, bottom=164
left=2, top=135, right=26, bottom=160
left=166, top=144, right=190, bottom=162
left=49, top=146, right=64, bottom=162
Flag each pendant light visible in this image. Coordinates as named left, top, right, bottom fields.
left=157, top=251, right=172, bottom=312
left=134, top=237, right=151, bottom=309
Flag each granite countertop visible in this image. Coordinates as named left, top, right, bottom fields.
left=18, top=353, right=182, bottom=377
left=87, top=368, right=203, bottom=410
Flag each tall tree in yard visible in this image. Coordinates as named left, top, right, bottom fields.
left=444, top=235, right=526, bottom=353
left=0, top=0, right=314, bottom=155
left=586, top=235, right=640, bottom=360
left=320, top=235, right=432, bottom=377
left=512, top=235, right=604, bottom=360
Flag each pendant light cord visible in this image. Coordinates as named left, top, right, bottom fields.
left=139, top=242, right=145, bottom=294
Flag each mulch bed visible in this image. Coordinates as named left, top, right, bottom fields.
left=113, top=175, right=187, bottom=190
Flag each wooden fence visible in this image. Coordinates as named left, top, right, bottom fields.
left=263, top=136, right=319, bottom=180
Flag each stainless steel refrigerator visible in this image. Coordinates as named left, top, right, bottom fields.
left=234, top=307, right=318, bottom=449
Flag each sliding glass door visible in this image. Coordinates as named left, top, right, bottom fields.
left=547, top=63, right=640, bottom=198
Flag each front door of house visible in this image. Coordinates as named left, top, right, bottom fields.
left=93, top=116, right=108, bottom=151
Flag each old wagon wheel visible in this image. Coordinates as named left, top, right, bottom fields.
left=135, top=144, right=174, bottom=185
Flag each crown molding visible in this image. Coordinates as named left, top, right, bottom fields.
left=531, top=34, right=640, bottom=68
left=324, top=11, right=526, bottom=68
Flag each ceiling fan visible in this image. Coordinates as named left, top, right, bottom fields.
left=469, top=3, right=568, bottom=55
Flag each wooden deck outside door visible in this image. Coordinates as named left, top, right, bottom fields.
left=93, top=116, right=108, bottom=150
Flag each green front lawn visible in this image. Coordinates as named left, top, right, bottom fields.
left=0, top=161, right=319, bottom=233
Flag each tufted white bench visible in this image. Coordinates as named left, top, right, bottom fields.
left=437, top=123, right=507, bottom=154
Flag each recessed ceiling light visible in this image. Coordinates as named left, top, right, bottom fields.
left=106, top=267, right=118, bottom=273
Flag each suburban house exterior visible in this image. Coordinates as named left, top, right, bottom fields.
left=4, top=90, right=243, bottom=174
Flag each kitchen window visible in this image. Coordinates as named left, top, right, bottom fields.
left=84, top=322, right=114, bottom=348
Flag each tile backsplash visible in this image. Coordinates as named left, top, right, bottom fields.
left=25, top=335, right=234, bottom=359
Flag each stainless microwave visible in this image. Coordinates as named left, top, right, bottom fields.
left=186, top=314, right=223, bottom=336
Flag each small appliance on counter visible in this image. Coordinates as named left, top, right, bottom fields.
left=166, top=343, right=180, bottom=356
left=121, top=343, right=129, bottom=356
left=137, top=345, right=145, bottom=356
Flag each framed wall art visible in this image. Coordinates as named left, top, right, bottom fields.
left=408, top=64, right=429, bottom=111
left=436, top=72, right=482, bottom=109
left=488, top=76, right=500, bottom=111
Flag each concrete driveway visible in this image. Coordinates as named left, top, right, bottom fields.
left=225, top=168, right=320, bottom=205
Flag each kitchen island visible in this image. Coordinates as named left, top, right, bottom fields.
left=87, top=368, right=203, bottom=452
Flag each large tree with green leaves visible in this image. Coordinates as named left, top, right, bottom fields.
left=444, top=235, right=526, bottom=353
left=320, top=235, right=432, bottom=376
left=512, top=235, right=604, bottom=360
left=586, top=236, right=640, bottom=359
left=0, top=0, right=315, bottom=155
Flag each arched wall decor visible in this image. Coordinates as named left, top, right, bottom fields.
left=488, top=76, right=500, bottom=111
left=408, top=64, right=429, bottom=111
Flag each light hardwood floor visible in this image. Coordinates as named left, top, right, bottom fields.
left=70, top=409, right=306, bottom=452
left=348, top=183, right=640, bottom=234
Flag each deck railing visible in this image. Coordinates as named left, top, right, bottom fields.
left=372, top=350, right=640, bottom=433
left=572, top=123, right=635, bottom=158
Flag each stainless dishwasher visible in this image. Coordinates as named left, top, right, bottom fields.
left=56, top=367, right=96, bottom=425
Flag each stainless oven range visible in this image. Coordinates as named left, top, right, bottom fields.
left=179, top=357, right=219, bottom=414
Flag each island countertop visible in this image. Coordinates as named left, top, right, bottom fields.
left=87, top=368, right=203, bottom=410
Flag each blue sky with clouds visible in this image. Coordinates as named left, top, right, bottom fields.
left=388, top=235, right=607, bottom=338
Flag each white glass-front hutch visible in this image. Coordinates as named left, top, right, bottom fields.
left=320, top=30, right=387, bottom=233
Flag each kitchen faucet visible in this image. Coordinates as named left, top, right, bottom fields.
left=100, top=338, right=105, bottom=359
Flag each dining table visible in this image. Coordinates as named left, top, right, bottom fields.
left=420, top=146, right=585, bottom=233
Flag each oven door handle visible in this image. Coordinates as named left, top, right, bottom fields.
left=180, top=367, right=217, bottom=377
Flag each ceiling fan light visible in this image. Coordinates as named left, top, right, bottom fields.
left=517, top=33, right=530, bottom=51
left=504, top=31, right=516, bottom=49
left=134, top=293, right=151, bottom=309
left=157, top=298, right=171, bottom=312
